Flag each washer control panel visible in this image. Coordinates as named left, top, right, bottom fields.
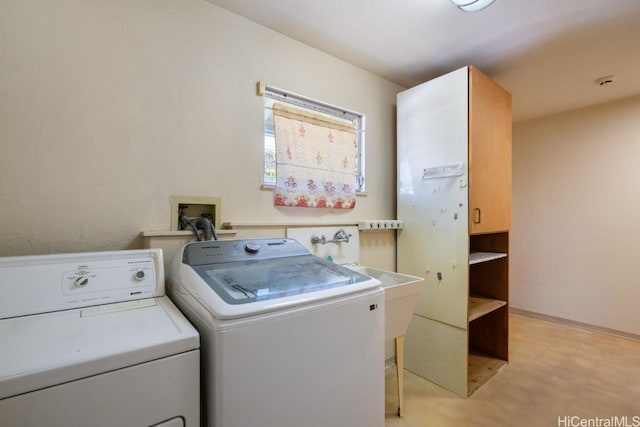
left=183, top=238, right=309, bottom=266
left=0, top=249, right=164, bottom=319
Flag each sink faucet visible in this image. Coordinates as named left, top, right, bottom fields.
left=311, top=228, right=352, bottom=245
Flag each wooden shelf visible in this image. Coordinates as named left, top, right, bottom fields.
left=222, top=221, right=357, bottom=228
left=468, top=296, right=507, bottom=322
left=141, top=230, right=237, bottom=237
left=467, top=352, right=507, bottom=396
left=469, top=252, right=507, bottom=265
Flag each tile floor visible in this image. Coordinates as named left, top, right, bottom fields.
left=385, top=313, right=640, bottom=426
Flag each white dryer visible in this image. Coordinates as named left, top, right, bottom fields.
left=168, top=238, right=385, bottom=427
left=0, top=249, right=200, bottom=427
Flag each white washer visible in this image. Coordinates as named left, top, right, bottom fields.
left=0, top=249, right=200, bottom=427
left=168, top=238, right=385, bottom=427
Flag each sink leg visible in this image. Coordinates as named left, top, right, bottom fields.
left=396, top=335, right=405, bottom=417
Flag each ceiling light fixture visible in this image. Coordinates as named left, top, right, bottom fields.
left=450, top=0, right=496, bottom=12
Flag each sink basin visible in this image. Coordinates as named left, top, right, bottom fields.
left=348, top=266, right=424, bottom=341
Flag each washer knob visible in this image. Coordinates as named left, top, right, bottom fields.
left=244, top=243, right=260, bottom=254
left=74, top=276, right=89, bottom=287
left=134, top=270, right=145, bottom=281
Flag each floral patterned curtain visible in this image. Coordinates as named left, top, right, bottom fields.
left=272, top=103, right=357, bottom=209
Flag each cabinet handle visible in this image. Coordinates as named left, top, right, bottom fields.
left=473, top=208, right=481, bottom=224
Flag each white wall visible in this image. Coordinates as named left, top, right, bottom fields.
left=512, top=95, right=640, bottom=336
left=0, top=0, right=403, bottom=256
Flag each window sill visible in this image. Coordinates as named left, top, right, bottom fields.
left=260, top=184, right=367, bottom=196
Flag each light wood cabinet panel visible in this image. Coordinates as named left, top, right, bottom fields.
left=469, top=66, right=512, bottom=235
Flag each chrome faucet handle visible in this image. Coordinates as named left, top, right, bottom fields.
left=333, top=229, right=352, bottom=243
left=311, top=235, right=325, bottom=245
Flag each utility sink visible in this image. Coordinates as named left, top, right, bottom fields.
left=346, top=266, right=424, bottom=418
left=348, top=266, right=424, bottom=341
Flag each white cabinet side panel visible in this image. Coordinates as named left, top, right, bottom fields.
left=404, top=314, right=468, bottom=398
left=397, top=67, right=470, bottom=329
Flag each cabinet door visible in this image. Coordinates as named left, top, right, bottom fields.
left=468, top=67, right=512, bottom=234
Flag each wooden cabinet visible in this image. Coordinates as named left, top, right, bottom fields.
left=469, top=67, right=512, bottom=234
left=397, top=66, right=511, bottom=397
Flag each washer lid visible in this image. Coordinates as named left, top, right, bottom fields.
left=191, top=254, right=372, bottom=305
left=173, top=238, right=382, bottom=319
left=0, top=296, right=199, bottom=400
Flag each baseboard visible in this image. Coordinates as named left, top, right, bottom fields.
left=510, top=307, right=640, bottom=342
left=385, top=359, right=397, bottom=370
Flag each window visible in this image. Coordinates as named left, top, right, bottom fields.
left=260, top=83, right=366, bottom=193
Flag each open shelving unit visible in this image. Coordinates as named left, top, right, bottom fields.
left=467, top=232, right=509, bottom=394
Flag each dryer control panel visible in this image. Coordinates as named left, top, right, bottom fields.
left=61, top=257, right=156, bottom=299
left=0, top=249, right=164, bottom=319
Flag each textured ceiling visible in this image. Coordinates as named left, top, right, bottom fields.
left=206, top=0, right=640, bottom=122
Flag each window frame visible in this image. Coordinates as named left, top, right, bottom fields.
left=260, top=82, right=366, bottom=193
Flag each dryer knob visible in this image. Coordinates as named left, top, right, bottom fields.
left=134, top=270, right=145, bottom=281
left=244, top=243, right=260, bottom=254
